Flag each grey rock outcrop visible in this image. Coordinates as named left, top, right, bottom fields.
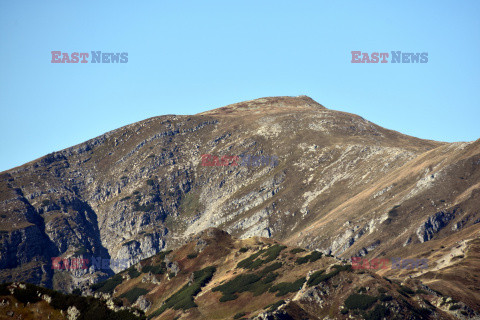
left=416, top=209, right=457, bottom=242
left=133, top=295, right=151, bottom=312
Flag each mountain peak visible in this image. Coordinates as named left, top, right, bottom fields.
left=198, top=95, right=326, bottom=116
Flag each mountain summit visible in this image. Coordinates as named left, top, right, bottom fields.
left=198, top=95, right=326, bottom=116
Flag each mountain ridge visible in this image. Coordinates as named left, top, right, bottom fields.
left=88, top=227, right=472, bottom=319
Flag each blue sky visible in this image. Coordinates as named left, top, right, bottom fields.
left=1, top=1, right=479, bottom=172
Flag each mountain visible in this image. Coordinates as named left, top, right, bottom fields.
left=0, top=96, right=479, bottom=313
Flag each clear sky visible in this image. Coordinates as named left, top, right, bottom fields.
left=1, top=1, right=479, bottom=172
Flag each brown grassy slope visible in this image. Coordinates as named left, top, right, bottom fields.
left=104, top=228, right=462, bottom=320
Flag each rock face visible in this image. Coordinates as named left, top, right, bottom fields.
left=133, top=295, right=151, bottom=312
left=416, top=209, right=457, bottom=243
left=67, top=305, right=80, bottom=320
left=1, top=95, right=479, bottom=292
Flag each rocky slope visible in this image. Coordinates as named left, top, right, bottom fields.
left=0, top=282, right=144, bottom=320
left=0, top=96, right=479, bottom=308
left=87, top=228, right=474, bottom=319
left=4, top=229, right=473, bottom=319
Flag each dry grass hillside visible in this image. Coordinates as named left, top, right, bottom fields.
left=86, top=228, right=474, bottom=320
